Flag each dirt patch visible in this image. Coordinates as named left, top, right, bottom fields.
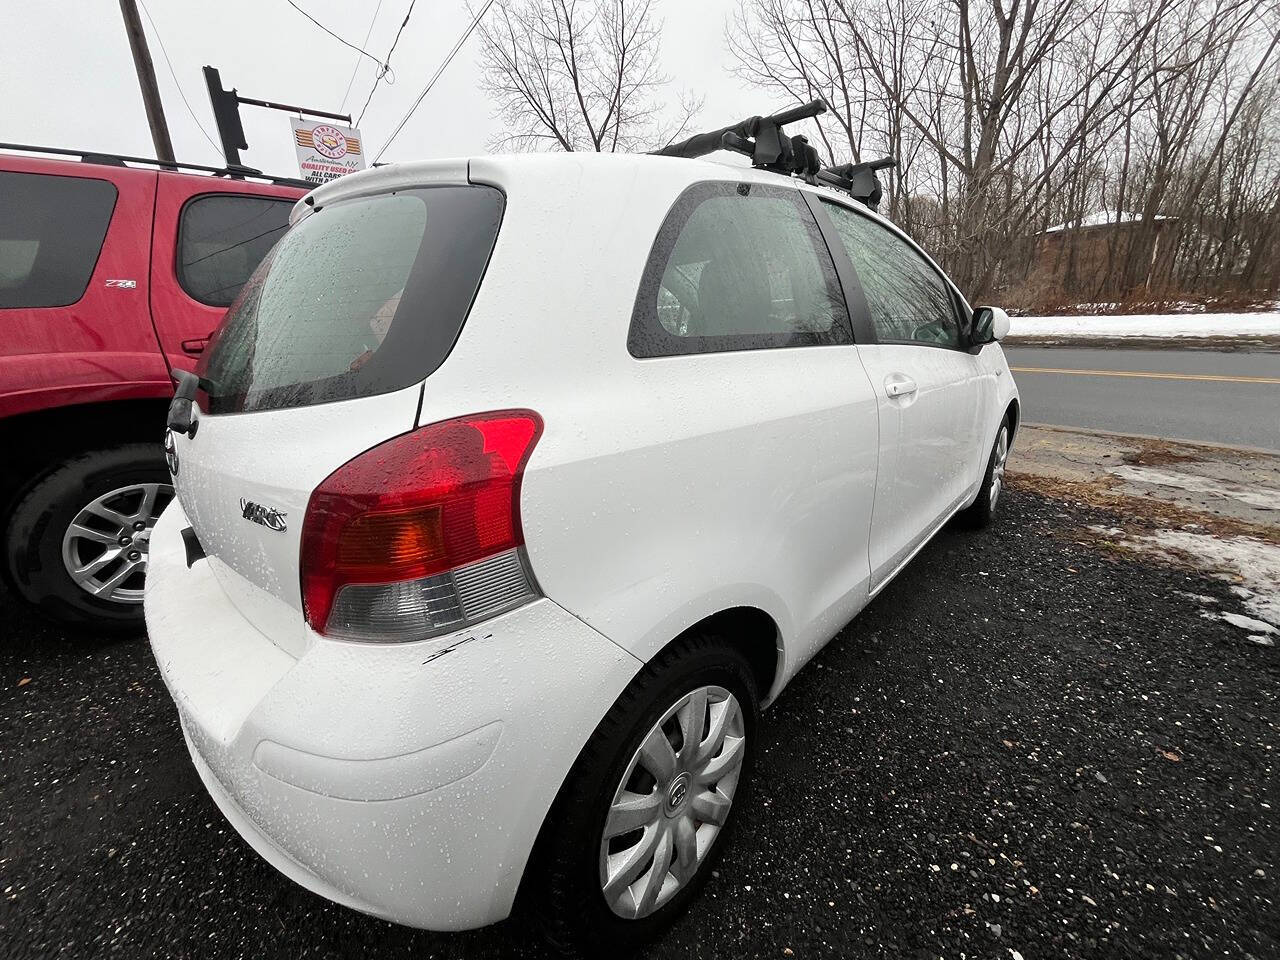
left=1008, top=471, right=1280, bottom=545
left=1008, top=424, right=1280, bottom=636
left=1120, top=440, right=1206, bottom=468
left=1009, top=424, right=1280, bottom=531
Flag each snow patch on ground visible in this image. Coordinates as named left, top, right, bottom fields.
left=1221, top=612, right=1278, bottom=645
left=1009, top=312, right=1280, bottom=338
left=1134, top=529, right=1280, bottom=630
left=1217, top=613, right=1277, bottom=649
left=1109, top=464, right=1280, bottom=511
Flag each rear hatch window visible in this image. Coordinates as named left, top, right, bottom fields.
left=197, top=184, right=504, bottom=414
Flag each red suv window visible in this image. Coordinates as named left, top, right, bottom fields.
left=177, top=194, right=294, bottom=307
left=0, top=171, right=117, bottom=308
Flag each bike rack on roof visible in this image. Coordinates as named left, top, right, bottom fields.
left=0, top=141, right=312, bottom=189
left=651, top=99, right=895, bottom=212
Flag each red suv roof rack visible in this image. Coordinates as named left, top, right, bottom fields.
left=0, top=141, right=312, bottom=189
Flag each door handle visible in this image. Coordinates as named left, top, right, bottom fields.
left=884, top=375, right=918, bottom=398
left=181, top=337, right=209, bottom=355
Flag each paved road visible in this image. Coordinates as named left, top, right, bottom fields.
left=1003, top=345, right=1280, bottom=451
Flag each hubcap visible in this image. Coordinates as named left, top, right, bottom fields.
left=599, top=685, right=746, bottom=919
left=989, top=426, right=1009, bottom=509
left=60, top=482, right=174, bottom=604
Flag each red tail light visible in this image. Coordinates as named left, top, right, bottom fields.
left=300, top=410, right=543, bottom=641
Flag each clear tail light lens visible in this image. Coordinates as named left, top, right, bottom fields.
left=300, top=410, right=543, bottom=642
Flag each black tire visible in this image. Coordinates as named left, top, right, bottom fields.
left=958, top=414, right=1011, bottom=530
left=4, top=443, right=170, bottom=633
left=525, top=632, right=760, bottom=957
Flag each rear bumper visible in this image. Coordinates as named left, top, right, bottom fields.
left=145, top=500, right=641, bottom=930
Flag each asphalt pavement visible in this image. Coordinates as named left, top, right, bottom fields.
left=3, top=489, right=1277, bottom=959
left=1003, top=345, right=1280, bottom=451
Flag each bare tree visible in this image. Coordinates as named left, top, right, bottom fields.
left=729, top=0, right=1163, bottom=293
left=476, top=0, right=700, bottom=152
left=728, top=0, right=1280, bottom=305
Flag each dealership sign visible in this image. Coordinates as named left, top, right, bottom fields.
left=290, top=118, right=366, bottom=185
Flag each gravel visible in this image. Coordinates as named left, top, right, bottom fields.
left=1, top=488, right=1276, bottom=958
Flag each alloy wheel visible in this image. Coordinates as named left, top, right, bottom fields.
left=989, top=426, right=1009, bottom=510
left=599, top=684, right=746, bottom=919
left=60, top=482, right=174, bottom=604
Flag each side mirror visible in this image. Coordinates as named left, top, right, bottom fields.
left=972, top=306, right=1010, bottom=345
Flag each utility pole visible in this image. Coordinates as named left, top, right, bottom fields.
left=118, top=0, right=176, bottom=163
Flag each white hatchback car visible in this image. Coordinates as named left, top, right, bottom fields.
left=145, top=151, right=1018, bottom=951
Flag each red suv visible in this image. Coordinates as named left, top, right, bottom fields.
left=0, top=147, right=305, bottom=631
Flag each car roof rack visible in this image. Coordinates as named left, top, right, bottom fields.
left=0, top=141, right=312, bottom=189
left=651, top=100, right=895, bottom=212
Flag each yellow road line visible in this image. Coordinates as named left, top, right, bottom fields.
left=1010, top=365, right=1280, bottom=385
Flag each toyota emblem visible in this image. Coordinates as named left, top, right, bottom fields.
left=163, top=429, right=179, bottom=476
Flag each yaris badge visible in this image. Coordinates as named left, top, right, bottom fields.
left=240, top=498, right=287, bottom=532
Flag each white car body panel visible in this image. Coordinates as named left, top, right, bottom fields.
left=857, top=343, right=986, bottom=588
left=146, top=152, right=1020, bottom=930
left=168, top=382, right=422, bottom=658
left=147, top=499, right=641, bottom=929
left=517, top=344, right=880, bottom=689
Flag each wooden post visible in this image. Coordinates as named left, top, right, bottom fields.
left=119, top=0, right=176, bottom=163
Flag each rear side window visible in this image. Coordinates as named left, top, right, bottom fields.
left=178, top=194, right=293, bottom=306
left=198, top=185, right=504, bottom=414
left=629, top=181, right=851, bottom=357
left=821, top=200, right=963, bottom=349
left=0, top=171, right=117, bottom=308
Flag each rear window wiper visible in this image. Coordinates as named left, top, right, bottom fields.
left=167, top=369, right=209, bottom=437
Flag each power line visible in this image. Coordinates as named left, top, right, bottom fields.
left=339, top=0, right=384, bottom=113
left=374, top=0, right=496, bottom=162
left=137, top=0, right=224, bottom=159
left=356, top=0, right=418, bottom=127
left=285, top=0, right=383, bottom=68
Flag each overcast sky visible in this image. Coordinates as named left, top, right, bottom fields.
left=2, top=0, right=763, bottom=177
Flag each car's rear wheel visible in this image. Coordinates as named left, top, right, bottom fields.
left=959, top=416, right=1010, bottom=529
left=527, top=632, right=758, bottom=955
left=4, top=444, right=173, bottom=633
